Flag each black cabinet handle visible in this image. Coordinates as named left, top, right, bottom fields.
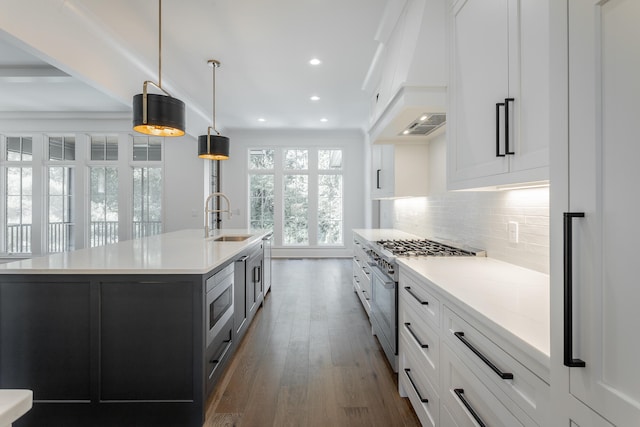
left=454, top=388, right=487, bottom=427
left=404, top=323, right=428, bottom=348
left=454, top=331, right=513, bottom=380
left=564, top=212, right=586, bottom=368
left=210, top=338, right=232, bottom=365
left=496, top=102, right=505, bottom=157
left=362, top=290, right=370, bottom=301
left=404, top=286, right=428, bottom=305
left=404, top=369, right=428, bottom=403
left=376, top=169, right=381, bottom=189
left=504, top=98, right=515, bottom=155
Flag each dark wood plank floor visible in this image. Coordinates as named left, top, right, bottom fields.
left=204, top=258, right=420, bottom=427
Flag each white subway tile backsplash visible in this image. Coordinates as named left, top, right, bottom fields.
left=391, top=187, right=550, bottom=274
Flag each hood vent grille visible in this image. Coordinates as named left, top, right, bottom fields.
left=400, top=113, right=446, bottom=136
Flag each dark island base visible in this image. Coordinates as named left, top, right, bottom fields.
left=0, top=274, right=208, bottom=427
left=16, top=401, right=202, bottom=427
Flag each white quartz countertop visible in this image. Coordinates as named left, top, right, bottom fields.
left=0, top=390, right=32, bottom=427
left=0, top=229, right=270, bottom=275
left=398, top=257, right=550, bottom=367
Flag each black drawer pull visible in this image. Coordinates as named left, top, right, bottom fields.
left=404, top=323, right=428, bottom=348
left=404, top=369, right=428, bottom=403
left=454, top=388, right=487, bottom=427
left=454, top=332, right=513, bottom=380
left=210, top=338, right=232, bottom=364
left=404, top=287, right=428, bottom=305
left=361, top=290, right=370, bottom=301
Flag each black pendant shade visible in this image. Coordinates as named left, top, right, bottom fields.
left=198, top=134, right=230, bottom=160
left=133, top=93, right=186, bottom=137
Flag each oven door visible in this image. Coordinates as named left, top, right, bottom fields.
left=206, top=264, right=234, bottom=347
left=370, top=264, right=398, bottom=371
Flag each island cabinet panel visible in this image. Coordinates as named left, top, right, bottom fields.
left=0, top=281, right=91, bottom=401
left=0, top=275, right=205, bottom=427
left=99, top=281, right=194, bottom=401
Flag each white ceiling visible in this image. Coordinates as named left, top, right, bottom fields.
left=0, top=0, right=388, bottom=135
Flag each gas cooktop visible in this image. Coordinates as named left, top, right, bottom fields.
left=376, top=239, right=485, bottom=257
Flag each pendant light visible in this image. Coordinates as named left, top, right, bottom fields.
left=132, top=0, right=185, bottom=137
left=198, top=59, right=230, bottom=160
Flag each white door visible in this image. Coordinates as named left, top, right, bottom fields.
left=448, top=0, right=513, bottom=183
left=567, top=0, right=640, bottom=424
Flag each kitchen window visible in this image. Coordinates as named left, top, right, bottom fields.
left=249, top=149, right=275, bottom=232
left=132, top=136, right=163, bottom=238
left=248, top=147, right=344, bottom=248
left=3, top=136, right=33, bottom=254
left=47, top=136, right=76, bottom=253
left=318, top=149, right=343, bottom=245
left=89, top=135, right=119, bottom=247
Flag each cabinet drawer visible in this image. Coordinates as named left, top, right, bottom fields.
left=399, top=299, right=440, bottom=386
left=353, top=272, right=371, bottom=316
left=399, top=333, right=439, bottom=427
left=443, top=306, right=548, bottom=424
left=441, top=343, right=536, bottom=427
left=399, top=272, right=440, bottom=330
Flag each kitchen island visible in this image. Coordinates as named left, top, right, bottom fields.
left=0, top=229, right=269, bottom=427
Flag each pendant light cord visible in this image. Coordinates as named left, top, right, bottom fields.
left=212, top=64, right=218, bottom=134
left=158, top=0, right=162, bottom=88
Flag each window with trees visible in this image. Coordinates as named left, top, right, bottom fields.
left=89, top=135, right=119, bottom=247
left=249, top=149, right=274, bottom=231
left=248, top=147, right=344, bottom=247
left=47, top=136, right=75, bottom=253
left=4, top=137, right=33, bottom=254
left=132, top=136, right=163, bottom=238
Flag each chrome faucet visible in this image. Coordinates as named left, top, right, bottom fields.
left=204, top=192, right=232, bottom=238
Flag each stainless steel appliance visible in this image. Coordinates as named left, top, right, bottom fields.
left=364, top=238, right=485, bottom=372
left=205, top=262, right=234, bottom=347
left=205, top=262, right=235, bottom=396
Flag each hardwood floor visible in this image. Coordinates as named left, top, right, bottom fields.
left=204, top=258, right=420, bottom=427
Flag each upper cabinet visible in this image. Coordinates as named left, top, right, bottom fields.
left=371, top=144, right=429, bottom=199
left=447, top=0, right=549, bottom=190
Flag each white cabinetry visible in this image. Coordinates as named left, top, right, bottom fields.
left=398, top=267, right=549, bottom=426
left=371, top=144, right=429, bottom=199
left=550, top=1, right=640, bottom=425
left=352, top=236, right=372, bottom=315
left=447, top=0, right=549, bottom=190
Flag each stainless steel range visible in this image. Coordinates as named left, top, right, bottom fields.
left=363, top=237, right=485, bottom=372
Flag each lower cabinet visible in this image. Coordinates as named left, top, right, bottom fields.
left=352, top=236, right=372, bottom=315
left=398, top=268, right=550, bottom=427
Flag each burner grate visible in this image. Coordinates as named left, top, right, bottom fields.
left=377, top=239, right=478, bottom=257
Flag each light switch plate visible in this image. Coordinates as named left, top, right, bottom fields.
left=508, top=221, right=519, bottom=243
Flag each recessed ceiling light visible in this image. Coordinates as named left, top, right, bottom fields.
left=258, top=118, right=266, bottom=122
left=402, top=129, right=410, bottom=135
left=320, top=118, right=328, bottom=122
left=309, top=58, right=322, bottom=66
left=310, top=95, right=320, bottom=101
left=419, top=114, right=429, bottom=121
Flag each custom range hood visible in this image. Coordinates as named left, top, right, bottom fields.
left=368, top=85, right=446, bottom=144
left=364, top=0, right=448, bottom=144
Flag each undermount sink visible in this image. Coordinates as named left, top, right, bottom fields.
left=213, top=235, right=252, bottom=242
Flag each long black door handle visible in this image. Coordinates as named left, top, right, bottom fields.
left=505, top=98, right=515, bottom=155
left=404, top=369, right=428, bottom=403
left=376, top=169, right=381, bottom=189
left=404, top=287, right=428, bottom=305
left=404, top=323, right=428, bottom=348
left=564, top=212, right=586, bottom=367
left=454, top=389, right=487, bottom=427
left=454, top=332, right=513, bottom=380
left=496, top=102, right=505, bottom=157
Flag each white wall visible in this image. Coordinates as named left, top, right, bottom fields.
left=221, top=128, right=367, bottom=257
left=388, top=133, right=549, bottom=273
